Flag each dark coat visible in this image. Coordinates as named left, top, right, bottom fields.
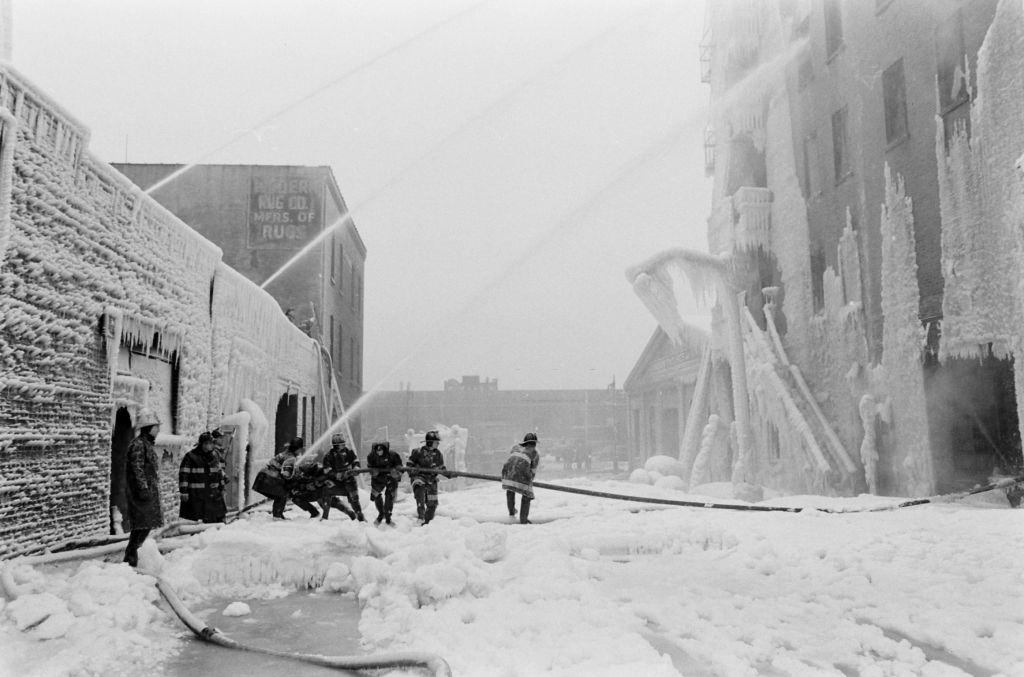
left=178, top=446, right=227, bottom=523
left=502, top=445, right=539, bottom=498
left=368, top=448, right=403, bottom=492
left=125, top=431, right=164, bottom=531
left=323, top=445, right=360, bottom=489
left=407, top=446, right=447, bottom=487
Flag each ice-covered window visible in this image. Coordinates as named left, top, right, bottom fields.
left=831, top=106, right=850, bottom=183
left=883, top=59, right=909, bottom=146
left=824, top=0, right=843, bottom=59
left=797, top=54, right=813, bottom=91
left=936, top=9, right=972, bottom=147
left=810, top=247, right=825, bottom=313
left=329, top=315, right=335, bottom=360
left=801, top=131, right=820, bottom=198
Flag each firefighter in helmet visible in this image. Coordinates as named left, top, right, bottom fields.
left=406, top=430, right=451, bottom=524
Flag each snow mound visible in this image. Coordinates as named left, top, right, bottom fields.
left=221, top=602, right=251, bottom=617
left=653, top=475, right=687, bottom=491
left=643, top=455, right=687, bottom=478
left=629, top=469, right=652, bottom=484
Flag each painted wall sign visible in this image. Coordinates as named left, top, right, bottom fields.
left=248, top=173, right=323, bottom=248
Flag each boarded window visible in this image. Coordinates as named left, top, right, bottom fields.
left=882, top=59, right=909, bottom=145
left=831, top=106, right=850, bottom=182
left=824, top=0, right=843, bottom=58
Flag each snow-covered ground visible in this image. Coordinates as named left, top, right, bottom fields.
left=2, top=476, right=1023, bottom=676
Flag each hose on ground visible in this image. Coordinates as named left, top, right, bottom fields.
left=155, top=576, right=452, bottom=676
left=356, top=466, right=1024, bottom=515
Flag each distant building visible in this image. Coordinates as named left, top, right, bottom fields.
left=114, top=163, right=366, bottom=447
left=629, top=0, right=1024, bottom=497
left=360, top=376, right=626, bottom=470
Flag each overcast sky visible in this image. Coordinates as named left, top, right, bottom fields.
left=14, top=0, right=710, bottom=391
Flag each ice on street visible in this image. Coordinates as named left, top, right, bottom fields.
left=2, top=477, right=1022, bottom=676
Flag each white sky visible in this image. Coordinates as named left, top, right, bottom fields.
left=13, top=0, right=711, bottom=391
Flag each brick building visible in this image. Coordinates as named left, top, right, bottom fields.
left=112, top=163, right=366, bottom=448
left=0, top=65, right=337, bottom=557
left=629, top=0, right=1024, bottom=497
left=359, top=376, right=626, bottom=470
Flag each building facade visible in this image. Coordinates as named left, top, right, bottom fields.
left=629, top=0, right=1024, bottom=498
left=623, top=328, right=705, bottom=469
left=359, top=376, right=626, bottom=470
left=112, top=163, right=366, bottom=447
left=0, top=66, right=336, bottom=557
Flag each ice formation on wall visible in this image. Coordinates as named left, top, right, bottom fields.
left=878, top=166, right=934, bottom=496
left=0, top=64, right=341, bottom=555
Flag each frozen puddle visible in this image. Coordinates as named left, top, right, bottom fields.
left=163, top=591, right=366, bottom=676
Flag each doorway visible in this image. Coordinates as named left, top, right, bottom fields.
left=275, top=392, right=299, bottom=453
left=109, top=407, right=134, bottom=534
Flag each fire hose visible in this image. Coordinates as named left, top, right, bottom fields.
left=0, top=530, right=452, bottom=677
left=156, top=576, right=451, bottom=676
left=350, top=466, right=1024, bottom=515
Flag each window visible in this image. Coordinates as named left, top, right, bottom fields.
left=883, top=59, right=909, bottom=146
left=936, top=10, right=968, bottom=113
left=810, top=247, right=826, bottom=312
left=329, top=315, right=335, bottom=359
left=350, top=337, right=356, bottom=380
left=350, top=267, right=356, bottom=309
left=801, top=132, right=817, bottom=197
left=342, top=323, right=350, bottom=374
left=338, top=244, right=344, bottom=293
left=824, top=0, right=843, bottom=59
left=797, top=54, right=813, bottom=91
left=831, top=106, right=850, bottom=183
left=936, top=9, right=971, bottom=147
left=330, top=236, right=336, bottom=285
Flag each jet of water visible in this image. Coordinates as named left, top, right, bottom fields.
left=141, top=0, right=491, bottom=198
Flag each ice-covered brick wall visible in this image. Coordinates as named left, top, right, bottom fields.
left=0, top=66, right=331, bottom=557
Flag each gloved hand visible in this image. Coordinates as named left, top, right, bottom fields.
left=179, top=493, right=189, bottom=503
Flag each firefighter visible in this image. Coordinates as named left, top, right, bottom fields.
left=367, top=440, right=403, bottom=525
left=123, top=408, right=163, bottom=567
left=269, top=437, right=319, bottom=519
left=321, top=434, right=365, bottom=521
left=178, top=431, right=227, bottom=523
left=502, top=432, right=540, bottom=524
left=407, top=430, right=451, bottom=524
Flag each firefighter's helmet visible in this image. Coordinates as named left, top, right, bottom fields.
left=135, top=408, right=160, bottom=430
left=425, top=430, right=440, bottom=443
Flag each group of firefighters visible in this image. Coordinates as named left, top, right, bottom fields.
left=121, top=408, right=541, bottom=568
left=255, top=429, right=542, bottom=526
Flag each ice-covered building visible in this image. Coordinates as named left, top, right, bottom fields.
left=111, top=163, right=366, bottom=448
left=0, top=66, right=347, bottom=557
left=628, top=0, right=1024, bottom=497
